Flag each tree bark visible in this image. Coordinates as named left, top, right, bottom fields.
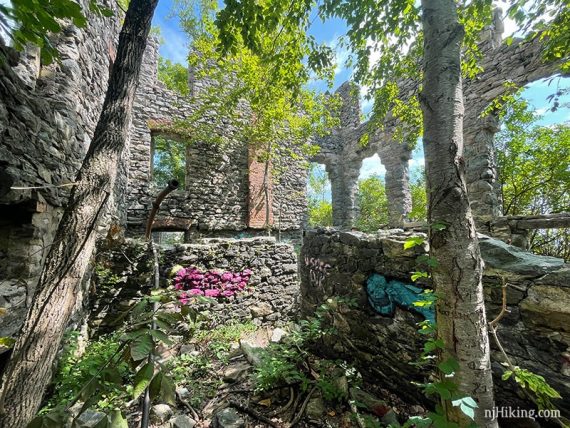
left=420, top=0, right=497, bottom=426
left=0, top=0, right=158, bottom=426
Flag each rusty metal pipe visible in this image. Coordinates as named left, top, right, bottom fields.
left=144, top=179, right=179, bottom=240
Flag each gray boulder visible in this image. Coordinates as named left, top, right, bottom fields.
left=211, top=408, right=245, bottom=428
left=478, top=235, right=564, bottom=276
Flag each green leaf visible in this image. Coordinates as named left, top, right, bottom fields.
left=0, top=336, right=16, bottom=348
left=431, top=222, right=447, bottom=231
left=411, top=271, right=429, bottom=281
left=133, top=362, right=154, bottom=399
left=403, top=236, right=425, bottom=250
left=159, top=373, right=176, bottom=405
left=131, top=300, right=149, bottom=319
left=416, top=255, right=439, bottom=268
left=149, top=329, right=174, bottom=345
left=130, top=333, right=153, bottom=361
left=452, top=396, right=478, bottom=420
left=424, top=338, right=444, bottom=353
left=501, top=370, right=513, bottom=381
left=149, top=371, right=176, bottom=405
left=438, top=357, right=460, bottom=375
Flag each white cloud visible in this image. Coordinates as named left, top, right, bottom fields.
left=359, top=154, right=386, bottom=179
left=156, top=20, right=189, bottom=65
left=326, top=35, right=351, bottom=77
left=408, top=157, right=425, bottom=168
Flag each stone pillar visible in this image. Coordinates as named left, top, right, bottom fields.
left=464, top=111, right=503, bottom=229
left=328, top=160, right=361, bottom=230
left=379, top=142, right=412, bottom=227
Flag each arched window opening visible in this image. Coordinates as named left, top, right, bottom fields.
left=356, top=154, right=388, bottom=232
left=306, top=163, right=332, bottom=227
left=407, top=145, right=427, bottom=223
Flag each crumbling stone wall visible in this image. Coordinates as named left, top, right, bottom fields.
left=126, top=41, right=308, bottom=236
left=301, top=229, right=570, bottom=418
left=463, top=37, right=562, bottom=226
left=316, top=17, right=563, bottom=231
left=313, top=81, right=414, bottom=229
left=0, top=0, right=122, bottom=337
left=90, top=237, right=300, bottom=333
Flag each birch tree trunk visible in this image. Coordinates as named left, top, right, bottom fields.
left=420, top=0, right=497, bottom=426
left=0, top=0, right=158, bottom=425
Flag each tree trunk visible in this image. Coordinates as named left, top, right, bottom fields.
left=0, top=0, right=158, bottom=425
left=420, top=0, right=497, bottom=426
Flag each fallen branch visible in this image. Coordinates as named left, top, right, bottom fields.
left=229, top=400, right=283, bottom=428
left=268, top=387, right=295, bottom=417
left=176, top=390, right=200, bottom=421
left=289, top=385, right=317, bottom=427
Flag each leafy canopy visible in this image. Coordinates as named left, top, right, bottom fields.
left=496, top=95, right=570, bottom=259
left=0, top=0, right=115, bottom=64
left=151, top=136, right=187, bottom=189
left=307, top=164, right=333, bottom=227
left=215, top=0, right=570, bottom=148
left=160, top=0, right=339, bottom=155
left=157, top=56, right=189, bottom=96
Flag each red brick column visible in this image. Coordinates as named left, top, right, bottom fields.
left=247, top=145, right=273, bottom=228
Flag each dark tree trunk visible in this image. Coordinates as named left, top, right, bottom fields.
left=0, top=0, right=159, bottom=425
left=420, top=0, right=497, bottom=426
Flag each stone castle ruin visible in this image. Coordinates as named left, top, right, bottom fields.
left=0, top=2, right=569, bottom=420
left=316, top=22, right=570, bottom=241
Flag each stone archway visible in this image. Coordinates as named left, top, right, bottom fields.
left=313, top=13, right=566, bottom=232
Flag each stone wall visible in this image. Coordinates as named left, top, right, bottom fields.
left=300, top=229, right=570, bottom=418
left=126, top=41, right=308, bottom=236
left=0, top=0, right=122, bottom=337
left=91, top=237, right=300, bottom=333
left=315, top=13, right=563, bottom=231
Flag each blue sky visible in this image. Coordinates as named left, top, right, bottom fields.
left=153, top=0, right=570, bottom=188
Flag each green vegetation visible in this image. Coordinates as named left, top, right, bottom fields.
left=497, top=97, right=570, bottom=259
left=0, top=0, right=114, bottom=64
left=157, top=57, right=189, bottom=96
left=254, top=301, right=360, bottom=406
left=355, top=176, right=390, bottom=231
left=166, top=320, right=257, bottom=408
left=307, top=167, right=427, bottom=231
left=409, top=171, right=428, bottom=222
left=42, top=333, right=132, bottom=413
left=307, top=164, right=333, bottom=228
left=151, top=135, right=187, bottom=189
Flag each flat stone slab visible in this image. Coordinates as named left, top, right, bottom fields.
left=478, top=234, right=564, bottom=276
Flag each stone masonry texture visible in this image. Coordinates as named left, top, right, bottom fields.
left=301, top=228, right=570, bottom=418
